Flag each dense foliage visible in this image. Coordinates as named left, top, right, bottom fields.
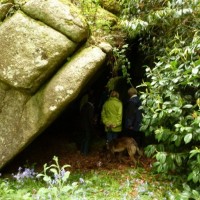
left=119, top=0, right=200, bottom=195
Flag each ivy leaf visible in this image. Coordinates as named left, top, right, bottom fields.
left=192, top=67, right=199, bottom=75
left=183, top=104, right=193, bottom=108
left=187, top=172, right=193, bottom=181
left=194, top=59, right=200, bottom=66
left=175, top=155, right=182, bottom=166
left=175, top=136, right=181, bottom=147
left=157, top=152, right=166, bottom=164
left=184, top=133, right=192, bottom=144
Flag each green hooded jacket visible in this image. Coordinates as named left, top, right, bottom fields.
left=101, top=97, right=123, bottom=132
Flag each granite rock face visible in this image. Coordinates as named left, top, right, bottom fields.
left=21, top=0, right=89, bottom=43
left=0, top=11, right=77, bottom=93
left=0, top=0, right=112, bottom=169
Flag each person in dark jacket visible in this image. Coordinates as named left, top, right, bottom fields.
left=80, top=93, right=94, bottom=155
left=124, top=87, right=144, bottom=147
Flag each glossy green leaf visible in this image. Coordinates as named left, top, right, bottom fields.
left=184, top=134, right=192, bottom=144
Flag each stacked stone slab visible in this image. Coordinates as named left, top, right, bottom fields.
left=0, top=0, right=112, bottom=169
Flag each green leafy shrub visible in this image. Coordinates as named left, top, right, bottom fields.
left=112, top=44, right=132, bottom=84
left=118, top=0, right=200, bottom=195
left=139, top=26, right=200, bottom=183
left=135, top=1, right=200, bottom=185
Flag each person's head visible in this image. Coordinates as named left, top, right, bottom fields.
left=110, top=90, right=119, bottom=99
left=128, top=87, right=137, bottom=97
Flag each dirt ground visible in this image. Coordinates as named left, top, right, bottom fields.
left=2, top=130, right=152, bottom=176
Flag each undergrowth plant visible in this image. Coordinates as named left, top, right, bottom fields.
left=139, top=31, right=200, bottom=183
left=35, top=156, right=78, bottom=199
left=0, top=157, right=80, bottom=199
left=118, top=0, right=200, bottom=197
left=0, top=158, right=199, bottom=199
left=112, top=44, right=132, bottom=85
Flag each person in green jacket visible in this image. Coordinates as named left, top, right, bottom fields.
left=101, top=90, right=123, bottom=142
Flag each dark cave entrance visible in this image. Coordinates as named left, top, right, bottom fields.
left=3, top=41, right=147, bottom=173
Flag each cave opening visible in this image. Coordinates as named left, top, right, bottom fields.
left=3, top=40, right=147, bottom=173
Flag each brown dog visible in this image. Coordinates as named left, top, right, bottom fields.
left=106, top=137, right=143, bottom=165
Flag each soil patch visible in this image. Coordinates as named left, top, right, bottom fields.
left=2, top=131, right=152, bottom=175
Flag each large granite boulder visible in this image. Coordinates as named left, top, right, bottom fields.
left=21, top=0, right=89, bottom=43
left=0, top=46, right=107, bottom=169
left=99, top=0, right=121, bottom=15
left=0, top=11, right=77, bottom=93
left=0, top=0, right=112, bottom=169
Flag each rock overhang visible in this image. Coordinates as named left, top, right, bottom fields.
left=0, top=0, right=114, bottom=170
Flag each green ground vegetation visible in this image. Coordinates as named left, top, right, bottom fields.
left=0, top=156, right=197, bottom=200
